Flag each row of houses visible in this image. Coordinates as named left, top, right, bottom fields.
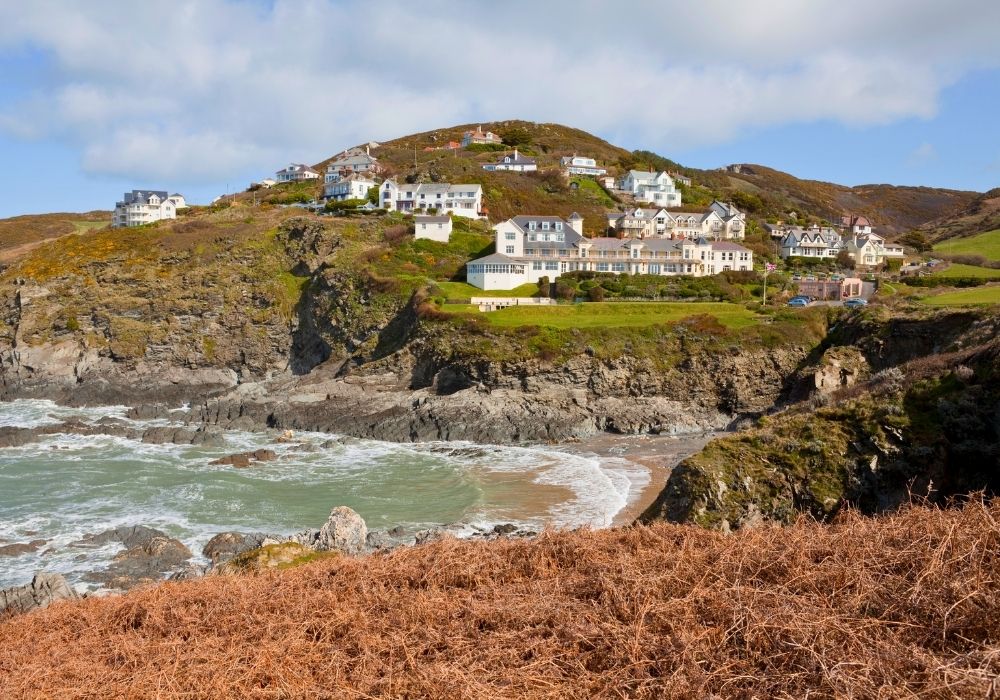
left=606, top=202, right=746, bottom=241
left=465, top=214, right=754, bottom=290
left=767, top=216, right=904, bottom=266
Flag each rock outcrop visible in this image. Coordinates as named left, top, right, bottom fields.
left=314, top=507, right=368, bottom=555
left=77, top=526, right=194, bottom=590
left=1, top=572, right=79, bottom=617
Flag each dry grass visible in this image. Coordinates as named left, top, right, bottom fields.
left=2, top=503, right=999, bottom=699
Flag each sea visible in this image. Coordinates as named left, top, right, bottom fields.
left=0, top=399, right=649, bottom=590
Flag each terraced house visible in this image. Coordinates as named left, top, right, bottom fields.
left=606, top=201, right=746, bottom=240
left=379, top=179, right=484, bottom=218
left=466, top=214, right=753, bottom=290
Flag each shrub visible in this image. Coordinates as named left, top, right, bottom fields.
left=587, top=285, right=606, bottom=302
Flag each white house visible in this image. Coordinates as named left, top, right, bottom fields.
left=112, top=190, right=180, bottom=228
left=483, top=149, right=538, bottom=173
left=324, top=173, right=377, bottom=201
left=599, top=175, right=616, bottom=189
left=462, top=126, right=503, bottom=147
left=846, top=233, right=905, bottom=267
left=276, top=164, right=320, bottom=183
left=380, top=179, right=483, bottom=218
left=606, top=201, right=745, bottom=240
left=466, top=213, right=753, bottom=290
left=670, top=172, right=692, bottom=186
left=252, top=178, right=277, bottom=190
left=414, top=215, right=453, bottom=243
left=325, top=147, right=381, bottom=182
left=166, top=194, right=188, bottom=209
left=560, top=155, right=607, bottom=177
left=779, top=226, right=845, bottom=260
left=778, top=224, right=904, bottom=266
left=618, top=170, right=682, bottom=207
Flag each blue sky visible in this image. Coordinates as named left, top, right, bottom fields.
left=0, top=0, right=998, bottom=217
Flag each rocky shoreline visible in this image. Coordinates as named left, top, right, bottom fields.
left=0, top=506, right=538, bottom=619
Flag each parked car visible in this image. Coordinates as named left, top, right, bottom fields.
left=787, top=297, right=810, bottom=307
left=844, top=297, right=868, bottom=308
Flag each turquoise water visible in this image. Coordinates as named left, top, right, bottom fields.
left=0, top=400, right=645, bottom=589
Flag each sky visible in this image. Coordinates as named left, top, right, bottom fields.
left=0, top=0, right=998, bottom=217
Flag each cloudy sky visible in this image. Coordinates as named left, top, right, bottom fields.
left=1, top=0, right=999, bottom=216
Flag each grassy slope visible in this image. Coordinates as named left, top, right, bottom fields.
left=921, top=286, right=1000, bottom=306
left=921, top=188, right=1000, bottom=242
left=931, top=262, right=1000, bottom=278
left=933, top=228, right=1000, bottom=260
left=448, top=301, right=759, bottom=330
left=0, top=211, right=110, bottom=254
left=2, top=503, right=998, bottom=698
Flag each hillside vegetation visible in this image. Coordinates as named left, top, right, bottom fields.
left=2, top=502, right=997, bottom=699
left=921, top=187, right=1000, bottom=242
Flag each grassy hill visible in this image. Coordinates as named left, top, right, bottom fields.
left=243, top=122, right=979, bottom=243
left=932, top=227, right=1000, bottom=260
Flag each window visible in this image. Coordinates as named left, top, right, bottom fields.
left=545, top=262, right=558, bottom=271
left=505, top=245, right=515, bottom=254
left=542, top=222, right=550, bottom=231
left=555, top=222, right=562, bottom=231
left=533, top=261, right=542, bottom=270
left=612, top=263, right=626, bottom=272
left=505, top=232, right=516, bottom=241
left=649, top=264, right=661, bottom=274
left=541, top=249, right=552, bottom=257
left=597, top=263, right=610, bottom=272
left=529, top=222, right=537, bottom=231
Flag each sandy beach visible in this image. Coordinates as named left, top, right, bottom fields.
left=559, top=431, right=720, bottom=526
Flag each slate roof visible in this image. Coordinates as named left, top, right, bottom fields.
left=468, top=252, right=524, bottom=265
left=414, top=215, right=451, bottom=224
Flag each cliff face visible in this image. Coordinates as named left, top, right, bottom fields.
left=0, top=212, right=828, bottom=443
left=640, top=310, right=1000, bottom=530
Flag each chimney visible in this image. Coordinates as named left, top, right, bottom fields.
left=514, top=148, right=519, bottom=160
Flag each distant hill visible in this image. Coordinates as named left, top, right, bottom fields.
left=918, top=188, right=1000, bottom=242
left=0, top=211, right=109, bottom=263
left=692, top=164, right=980, bottom=238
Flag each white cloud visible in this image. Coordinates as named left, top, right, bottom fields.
left=1, top=0, right=998, bottom=184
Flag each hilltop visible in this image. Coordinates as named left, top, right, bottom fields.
left=919, top=187, right=1000, bottom=242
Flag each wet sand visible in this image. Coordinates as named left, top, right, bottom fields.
left=560, top=432, right=720, bottom=526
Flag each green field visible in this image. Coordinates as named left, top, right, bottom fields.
left=454, top=301, right=761, bottom=329
left=930, top=263, right=1000, bottom=279
left=920, top=286, right=1000, bottom=306
left=933, top=229, right=1000, bottom=261
left=433, top=281, right=538, bottom=300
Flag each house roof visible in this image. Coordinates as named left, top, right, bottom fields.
left=414, top=215, right=451, bottom=224
left=468, top=252, right=523, bottom=265
left=841, top=215, right=872, bottom=227
left=280, top=163, right=319, bottom=174
left=711, top=242, right=751, bottom=252
left=494, top=151, right=537, bottom=165
left=121, top=190, right=169, bottom=205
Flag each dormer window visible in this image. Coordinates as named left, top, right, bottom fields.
left=528, top=222, right=537, bottom=231
left=542, top=222, right=550, bottom=231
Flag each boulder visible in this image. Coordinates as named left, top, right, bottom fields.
left=83, top=533, right=193, bottom=590
left=315, top=506, right=367, bottom=555
left=414, top=527, right=446, bottom=545
left=218, top=542, right=328, bottom=574
left=74, top=525, right=168, bottom=550
left=1, top=572, right=79, bottom=617
left=202, top=532, right=268, bottom=565
left=365, top=530, right=392, bottom=552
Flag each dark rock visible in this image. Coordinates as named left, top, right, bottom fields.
left=1, top=572, right=79, bottom=617
left=74, top=525, right=168, bottom=550
left=365, top=531, right=392, bottom=551
left=210, top=453, right=252, bottom=467
left=414, top=527, right=446, bottom=545
left=84, top=535, right=193, bottom=590
left=492, top=523, right=518, bottom=535
left=202, top=532, right=268, bottom=565
left=387, top=526, right=406, bottom=537
left=251, top=448, right=277, bottom=461
left=0, top=540, right=46, bottom=557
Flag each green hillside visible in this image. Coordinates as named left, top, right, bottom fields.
left=933, top=228, right=1000, bottom=261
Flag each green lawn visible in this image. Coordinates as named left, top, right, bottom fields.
left=920, top=286, right=1000, bottom=306
left=933, top=229, right=1000, bottom=261
left=433, top=281, right=539, bottom=300
left=930, top=263, right=1000, bottom=279
left=454, top=301, right=761, bottom=329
